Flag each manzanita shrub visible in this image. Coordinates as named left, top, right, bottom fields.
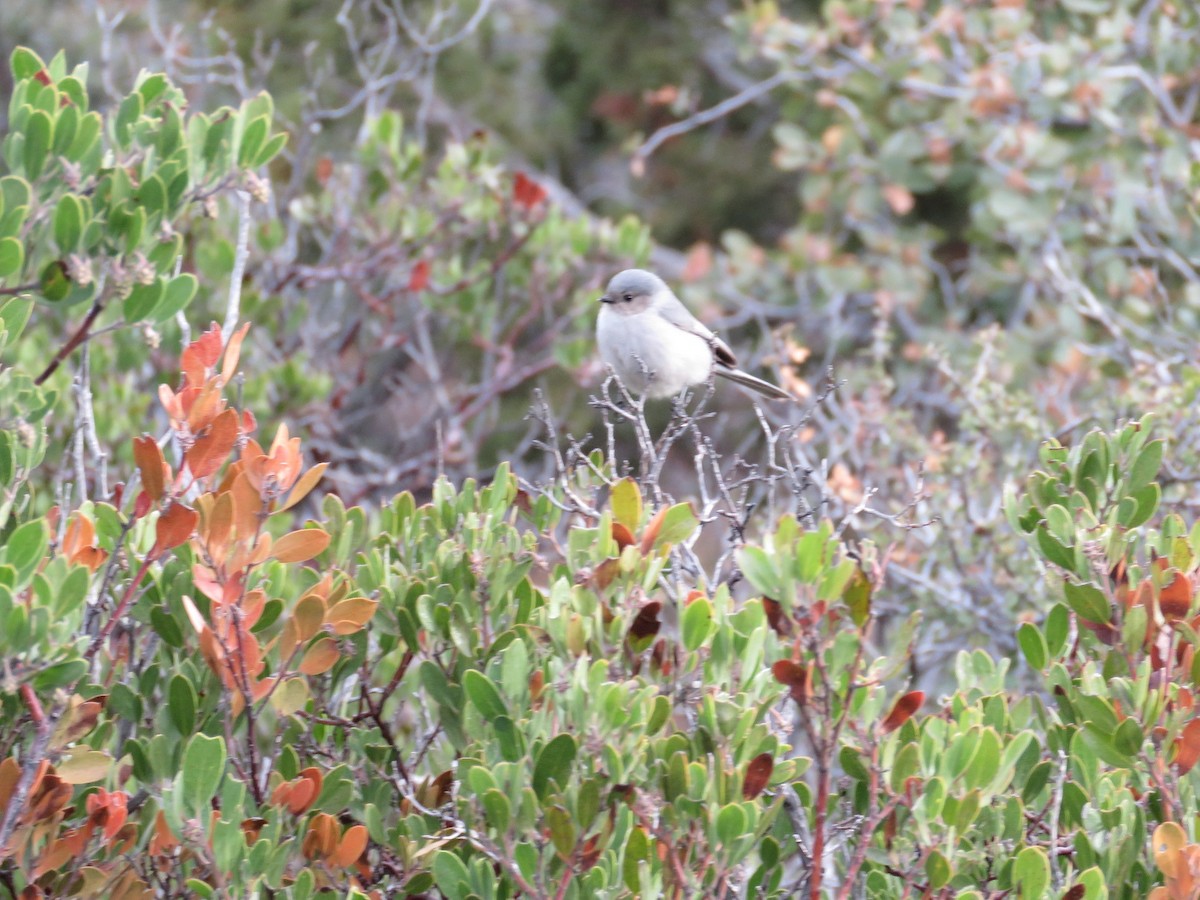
left=4, top=45, right=1200, bottom=900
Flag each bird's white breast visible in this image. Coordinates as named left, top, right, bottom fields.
left=597, top=307, right=714, bottom=398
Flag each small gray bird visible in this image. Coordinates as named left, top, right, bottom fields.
left=596, top=269, right=790, bottom=400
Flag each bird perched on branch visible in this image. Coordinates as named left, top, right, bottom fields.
left=596, top=268, right=790, bottom=400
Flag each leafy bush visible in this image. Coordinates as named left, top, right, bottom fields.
left=5, top=41, right=1200, bottom=900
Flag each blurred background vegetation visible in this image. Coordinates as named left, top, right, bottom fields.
left=3, top=0, right=1200, bottom=678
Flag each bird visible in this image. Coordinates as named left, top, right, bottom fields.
left=596, top=268, right=790, bottom=401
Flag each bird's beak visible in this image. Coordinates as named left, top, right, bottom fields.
left=598, top=295, right=614, bottom=304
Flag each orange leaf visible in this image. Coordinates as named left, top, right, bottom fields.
left=272, top=528, right=331, bottom=563
left=286, top=777, right=316, bottom=815
left=325, top=597, right=377, bottom=630
left=153, top=503, right=198, bottom=556
left=1174, top=719, right=1200, bottom=774
left=881, top=691, right=925, bottom=734
left=742, top=752, right=774, bottom=800
left=639, top=507, right=668, bottom=556
left=132, top=436, right=167, bottom=501
left=513, top=172, right=548, bottom=211
left=1160, top=570, right=1193, bottom=621
left=203, top=491, right=234, bottom=561
left=299, top=637, right=340, bottom=675
left=333, top=824, right=368, bottom=868
left=408, top=260, right=430, bottom=292
left=186, top=408, right=239, bottom=480
left=185, top=379, right=225, bottom=432
left=303, top=812, right=339, bottom=860
left=0, top=756, right=19, bottom=812
left=280, top=463, right=328, bottom=512
left=221, top=323, right=251, bottom=386
left=231, top=471, right=263, bottom=537
left=1154, top=821, right=1186, bottom=877
left=611, top=521, right=635, bottom=551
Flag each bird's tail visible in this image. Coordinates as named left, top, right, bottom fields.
left=716, top=366, right=792, bottom=401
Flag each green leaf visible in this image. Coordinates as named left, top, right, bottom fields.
left=53, top=193, right=83, bottom=252
left=1128, top=439, right=1162, bottom=492
left=5, top=519, right=47, bottom=583
left=181, top=733, right=226, bottom=818
left=238, top=115, right=269, bottom=168
left=38, top=261, right=71, bottom=302
left=844, top=566, right=871, bottom=626
left=623, top=826, right=650, bottom=893
left=654, top=502, right=697, bottom=548
left=546, top=804, right=576, bottom=857
left=115, top=92, right=144, bottom=148
left=256, top=131, right=288, bottom=168
left=1017, top=622, right=1047, bottom=670
left=1013, top=846, right=1049, bottom=898
left=737, top=545, right=783, bottom=598
left=151, top=273, right=198, bottom=322
left=680, top=595, right=714, bottom=652
left=462, top=669, right=508, bottom=720
left=715, top=803, right=747, bottom=846
left=11, top=47, right=46, bottom=81
left=611, top=477, right=642, bottom=530
left=431, top=850, right=470, bottom=900
left=532, top=733, right=576, bottom=800
left=52, top=104, right=78, bottom=156
left=481, top=788, right=511, bottom=832
left=925, top=849, right=951, bottom=889
left=1044, top=603, right=1070, bottom=658
left=0, top=238, right=24, bottom=280
left=124, top=277, right=165, bottom=322
left=23, top=110, right=53, bottom=180
left=169, top=674, right=197, bottom=736
left=138, top=174, right=167, bottom=217
left=1062, top=581, right=1110, bottom=625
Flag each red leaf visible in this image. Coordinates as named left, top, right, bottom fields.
left=132, top=435, right=167, bottom=501
left=627, top=601, right=662, bottom=642
left=639, top=507, right=668, bottom=556
left=185, top=408, right=239, bottom=480
left=611, top=521, right=635, bottom=550
left=881, top=691, right=925, bottom=734
left=742, top=752, right=774, bottom=800
left=133, top=490, right=152, bottom=520
left=1160, top=570, right=1193, bottom=621
left=408, top=260, right=430, bottom=292
left=153, top=503, right=198, bottom=556
left=771, top=660, right=811, bottom=705
left=33, top=69, right=52, bottom=86
left=762, top=597, right=793, bottom=637
left=513, top=172, right=548, bottom=211
left=1174, top=718, right=1200, bottom=774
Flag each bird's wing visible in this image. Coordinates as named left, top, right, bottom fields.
left=655, top=298, right=738, bottom=367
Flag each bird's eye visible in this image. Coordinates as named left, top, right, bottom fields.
left=623, top=293, right=633, bottom=302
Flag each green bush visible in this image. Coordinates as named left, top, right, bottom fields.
left=5, top=43, right=1200, bottom=900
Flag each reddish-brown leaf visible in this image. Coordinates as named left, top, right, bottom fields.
left=513, top=172, right=548, bottom=211
left=881, top=691, right=925, bottom=734
left=762, top=597, right=793, bottom=637
left=627, top=601, right=662, bottom=642
left=771, top=659, right=811, bottom=705
left=153, top=503, right=198, bottom=556
left=186, top=408, right=239, bottom=480
left=408, top=260, right=430, bottom=292
left=611, top=521, right=635, bottom=551
left=1160, top=570, right=1193, bottom=621
left=132, top=435, right=167, bottom=501
left=742, top=752, right=774, bottom=800
left=1174, top=718, right=1200, bottom=774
